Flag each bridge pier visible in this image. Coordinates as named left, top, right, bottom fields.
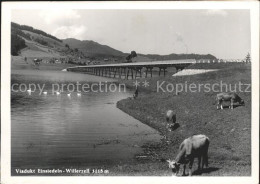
left=113, top=68, right=119, bottom=78
left=159, top=67, right=167, bottom=77
left=108, top=68, right=111, bottom=77
left=118, top=67, right=122, bottom=79
left=98, top=68, right=101, bottom=76
left=135, top=67, right=142, bottom=79
left=101, top=68, right=104, bottom=76
left=126, top=68, right=134, bottom=80
left=145, top=67, right=153, bottom=78
left=104, top=68, right=108, bottom=77
left=120, top=68, right=126, bottom=79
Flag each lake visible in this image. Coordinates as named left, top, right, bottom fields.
left=11, top=67, right=161, bottom=175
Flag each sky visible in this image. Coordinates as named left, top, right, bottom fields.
left=12, top=9, right=251, bottom=59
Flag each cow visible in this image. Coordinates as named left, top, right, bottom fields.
left=33, top=58, right=42, bottom=66
left=166, top=110, right=176, bottom=131
left=167, top=134, right=210, bottom=176
left=133, top=87, right=138, bottom=99
left=215, top=92, right=245, bottom=110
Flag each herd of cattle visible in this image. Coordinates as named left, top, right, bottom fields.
left=164, top=92, right=245, bottom=176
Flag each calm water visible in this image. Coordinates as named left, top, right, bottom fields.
left=11, top=68, right=161, bottom=175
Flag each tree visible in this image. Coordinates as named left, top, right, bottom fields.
left=65, top=44, right=70, bottom=49
left=11, top=34, right=26, bottom=56
left=126, top=51, right=137, bottom=63
left=131, top=51, right=137, bottom=58
left=245, top=53, right=251, bottom=63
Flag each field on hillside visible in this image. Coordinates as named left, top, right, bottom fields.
left=116, top=63, right=251, bottom=176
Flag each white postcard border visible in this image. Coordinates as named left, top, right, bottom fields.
left=1, top=1, right=259, bottom=184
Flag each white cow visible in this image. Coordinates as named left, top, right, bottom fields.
left=167, top=134, right=210, bottom=176
left=215, top=92, right=245, bottom=110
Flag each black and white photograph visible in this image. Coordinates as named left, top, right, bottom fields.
left=1, top=1, right=259, bottom=184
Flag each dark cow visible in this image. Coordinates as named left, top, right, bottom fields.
left=167, top=134, right=210, bottom=176
left=216, top=92, right=245, bottom=110
left=166, top=110, right=177, bottom=132
left=133, top=87, right=138, bottom=99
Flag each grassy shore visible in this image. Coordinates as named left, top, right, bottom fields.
left=116, top=63, right=251, bottom=176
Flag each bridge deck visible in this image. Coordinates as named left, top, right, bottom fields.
left=65, top=59, right=195, bottom=79
left=66, top=59, right=196, bottom=69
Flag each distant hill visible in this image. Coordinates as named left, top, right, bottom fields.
left=62, top=38, right=217, bottom=61
left=11, top=22, right=217, bottom=64
left=141, top=53, right=217, bottom=61
left=62, top=38, right=126, bottom=59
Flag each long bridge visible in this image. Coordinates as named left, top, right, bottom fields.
left=65, top=59, right=196, bottom=79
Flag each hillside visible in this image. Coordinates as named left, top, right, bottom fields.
left=63, top=38, right=126, bottom=59
left=11, top=22, right=62, bottom=42
left=11, top=22, right=90, bottom=65
left=11, top=22, right=218, bottom=65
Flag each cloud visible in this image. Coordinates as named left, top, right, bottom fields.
left=205, top=9, right=228, bottom=16
left=52, top=25, right=87, bottom=40
left=39, top=9, right=81, bottom=25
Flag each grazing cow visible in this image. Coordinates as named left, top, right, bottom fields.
left=167, top=134, right=210, bottom=176
left=166, top=110, right=176, bottom=131
left=216, top=92, right=245, bottom=110
left=33, top=58, right=42, bottom=65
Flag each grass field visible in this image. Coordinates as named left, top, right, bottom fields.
left=11, top=56, right=75, bottom=71
left=116, top=63, right=251, bottom=176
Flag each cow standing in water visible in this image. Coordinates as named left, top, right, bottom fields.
left=216, top=92, right=245, bottom=110
left=167, top=134, right=210, bottom=176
